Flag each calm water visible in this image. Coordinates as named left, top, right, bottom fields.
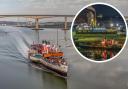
left=1, top=26, right=127, bottom=89
left=0, top=26, right=69, bottom=89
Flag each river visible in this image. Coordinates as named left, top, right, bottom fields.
left=0, top=26, right=127, bottom=89
left=0, top=26, right=69, bottom=89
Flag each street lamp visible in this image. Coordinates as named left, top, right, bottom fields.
left=116, top=23, right=119, bottom=27
left=110, top=23, right=113, bottom=27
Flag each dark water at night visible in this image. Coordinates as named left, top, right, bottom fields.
left=81, top=49, right=119, bottom=61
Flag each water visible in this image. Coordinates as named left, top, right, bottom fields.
left=1, top=26, right=127, bottom=89
left=68, top=40, right=128, bottom=89
left=0, top=26, right=67, bottom=89
left=81, top=49, right=119, bottom=60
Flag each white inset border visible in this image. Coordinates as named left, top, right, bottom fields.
left=70, top=2, right=128, bottom=63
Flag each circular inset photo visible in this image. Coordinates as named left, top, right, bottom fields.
left=71, top=3, right=127, bottom=62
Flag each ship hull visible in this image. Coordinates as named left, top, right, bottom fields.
left=29, top=56, right=67, bottom=77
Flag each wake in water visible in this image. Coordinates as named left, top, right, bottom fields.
left=0, top=26, right=32, bottom=59
left=0, top=26, right=53, bottom=72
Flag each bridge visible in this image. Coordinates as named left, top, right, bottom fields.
left=0, top=15, right=75, bottom=43
left=0, top=15, right=74, bottom=29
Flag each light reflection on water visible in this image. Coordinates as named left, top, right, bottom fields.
left=81, top=49, right=118, bottom=61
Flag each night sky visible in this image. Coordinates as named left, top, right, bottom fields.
left=93, top=4, right=120, bottom=18
left=92, top=4, right=125, bottom=27
left=75, top=4, right=125, bottom=27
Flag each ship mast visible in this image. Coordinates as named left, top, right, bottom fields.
left=64, top=17, right=68, bottom=41
left=35, top=17, right=40, bottom=44
left=56, top=28, right=59, bottom=46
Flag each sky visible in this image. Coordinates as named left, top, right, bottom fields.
left=0, top=0, right=128, bottom=21
left=93, top=4, right=125, bottom=24
left=93, top=4, right=121, bottom=17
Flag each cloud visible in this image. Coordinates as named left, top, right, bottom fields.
left=0, top=0, right=127, bottom=16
